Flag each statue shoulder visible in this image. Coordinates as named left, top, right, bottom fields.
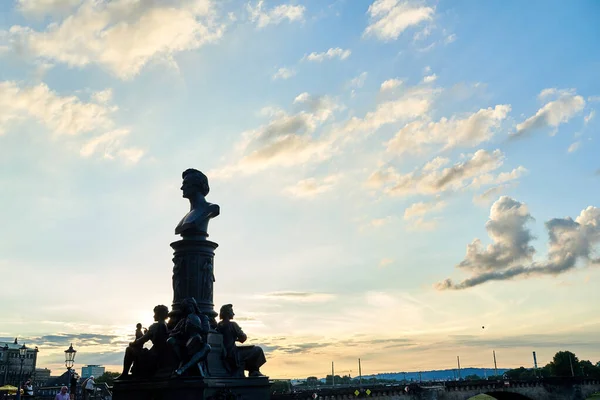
left=208, top=202, right=220, bottom=217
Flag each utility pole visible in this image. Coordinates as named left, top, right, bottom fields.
left=533, top=351, right=538, bottom=378
left=569, top=354, right=575, bottom=377
left=457, top=356, right=462, bottom=380
left=332, top=361, right=335, bottom=387
left=403, top=372, right=407, bottom=382
left=419, top=371, right=422, bottom=383
left=358, top=358, right=362, bottom=386
left=493, top=351, right=498, bottom=377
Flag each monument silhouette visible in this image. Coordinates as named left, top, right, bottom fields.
left=112, top=169, right=270, bottom=400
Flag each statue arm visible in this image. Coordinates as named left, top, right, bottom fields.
left=233, top=322, right=247, bottom=343
left=200, top=314, right=210, bottom=334
left=131, top=323, right=156, bottom=345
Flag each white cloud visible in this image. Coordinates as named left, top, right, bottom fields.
left=445, top=33, right=456, bottom=44
left=513, top=88, right=585, bottom=138
left=304, top=47, right=351, bottom=62
left=584, top=110, right=595, bottom=125
left=469, top=166, right=527, bottom=188
left=247, top=1, right=305, bottom=28
left=458, top=196, right=536, bottom=272
left=0, top=81, right=113, bottom=136
left=407, top=217, right=439, bottom=231
left=422, top=156, right=449, bottom=172
left=0, top=81, right=141, bottom=162
left=386, top=104, right=511, bottom=154
left=284, top=174, right=340, bottom=198
left=413, top=25, right=432, bottom=41
left=91, top=88, right=113, bottom=104
left=437, top=198, right=600, bottom=290
left=403, top=199, right=446, bottom=231
left=272, top=67, right=296, bottom=81
left=6, top=0, right=225, bottom=79
left=423, top=73, right=437, bottom=83
left=349, top=72, right=368, bottom=89
left=370, top=216, right=393, bottom=227
left=211, top=93, right=342, bottom=177
left=17, top=0, right=81, bottom=16
left=364, top=0, right=434, bottom=41
left=380, top=78, right=403, bottom=91
left=342, top=87, right=437, bottom=137
left=403, top=199, right=446, bottom=219
left=80, top=128, right=144, bottom=163
left=215, top=84, right=437, bottom=177
left=370, top=149, right=506, bottom=197
left=568, top=141, right=581, bottom=153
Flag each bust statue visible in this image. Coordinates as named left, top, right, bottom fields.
left=175, top=169, right=220, bottom=238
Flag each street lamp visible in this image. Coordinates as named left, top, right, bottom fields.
left=15, top=344, right=27, bottom=400
left=65, top=344, right=77, bottom=399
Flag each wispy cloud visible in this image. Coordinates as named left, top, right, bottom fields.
left=512, top=88, right=585, bottom=138
left=272, top=67, right=296, bottom=80
left=380, top=78, right=403, bottom=91
left=364, top=0, right=434, bottom=41
left=423, top=73, right=437, bottom=83
left=284, top=174, right=340, bottom=198
left=386, top=104, right=511, bottom=154
left=369, top=149, right=507, bottom=197
left=247, top=1, right=305, bottom=28
left=304, top=47, right=351, bottom=62
left=0, top=81, right=142, bottom=162
left=260, top=291, right=336, bottom=303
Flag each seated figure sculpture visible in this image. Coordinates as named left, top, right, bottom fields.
left=167, top=297, right=211, bottom=377
left=116, top=305, right=170, bottom=379
left=216, top=304, right=266, bottom=377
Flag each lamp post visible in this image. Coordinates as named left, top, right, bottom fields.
left=15, top=344, right=27, bottom=400
left=65, top=344, right=77, bottom=400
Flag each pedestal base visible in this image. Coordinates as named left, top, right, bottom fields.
left=112, top=376, right=271, bottom=400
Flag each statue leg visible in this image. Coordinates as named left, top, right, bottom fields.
left=175, top=344, right=211, bottom=377
left=116, top=346, right=135, bottom=379
left=243, top=347, right=266, bottom=377
left=167, top=337, right=185, bottom=368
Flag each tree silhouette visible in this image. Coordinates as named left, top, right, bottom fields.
left=548, top=351, right=578, bottom=377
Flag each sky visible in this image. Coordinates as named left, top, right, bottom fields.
left=0, top=0, right=599, bottom=380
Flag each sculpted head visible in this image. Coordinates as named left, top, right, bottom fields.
left=153, top=305, right=170, bottom=322
left=181, top=169, right=209, bottom=199
left=182, top=297, right=200, bottom=315
left=219, top=304, right=234, bottom=320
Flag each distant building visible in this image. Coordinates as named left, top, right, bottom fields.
left=81, top=365, right=105, bottom=379
left=34, top=368, right=51, bottom=388
left=0, top=338, right=39, bottom=387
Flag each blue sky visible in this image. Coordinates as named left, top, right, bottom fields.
left=1, top=0, right=599, bottom=379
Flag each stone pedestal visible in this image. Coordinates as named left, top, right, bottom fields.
left=112, top=376, right=271, bottom=400
left=170, top=238, right=218, bottom=327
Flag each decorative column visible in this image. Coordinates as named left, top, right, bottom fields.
left=170, top=238, right=219, bottom=327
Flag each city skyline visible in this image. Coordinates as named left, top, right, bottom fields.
left=1, top=0, right=599, bottom=379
